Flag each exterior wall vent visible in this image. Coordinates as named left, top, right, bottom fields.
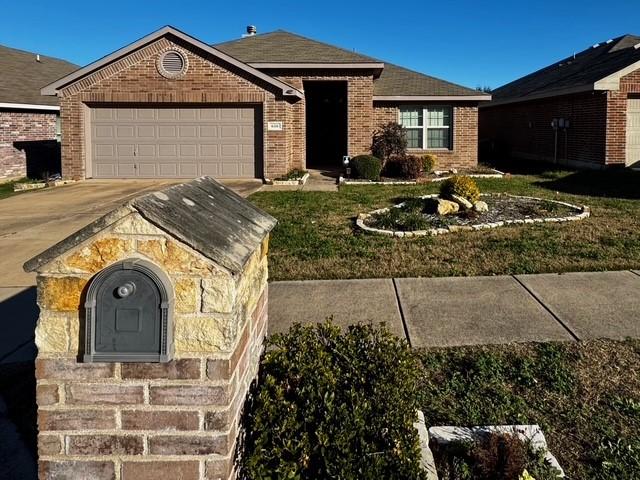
left=157, top=49, right=188, bottom=78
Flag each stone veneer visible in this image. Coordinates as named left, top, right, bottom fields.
left=33, top=209, right=269, bottom=480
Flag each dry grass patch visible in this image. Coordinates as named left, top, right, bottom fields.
left=250, top=169, right=640, bottom=281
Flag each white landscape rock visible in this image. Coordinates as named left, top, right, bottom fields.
left=450, top=194, right=473, bottom=210
left=473, top=200, right=489, bottom=213
left=429, top=425, right=565, bottom=477
left=414, top=411, right=438, bottom=480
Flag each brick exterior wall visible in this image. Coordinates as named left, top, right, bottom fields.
left=58, top=36, right=297, bottom=180
left=606, top=69, right=640, bottom=165
left=374, top=102, right=479, bottom=170
left=273, top=71, right=375, bottom=168
left=0, top=110, right=58, bottom=178
left=33, top=210, right=269, bottom=480
left=479, top=66, right=640, bottom=169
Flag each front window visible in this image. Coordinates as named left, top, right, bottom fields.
left=399, top=106, right=452, bottom=149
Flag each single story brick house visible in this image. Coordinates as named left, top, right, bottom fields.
left=480, top=35, right=640, bottom=169
left=0, top=45, right=77, bottom=179
left=41, top=26, right=490, bottom=181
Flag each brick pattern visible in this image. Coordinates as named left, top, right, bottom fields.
left=479, top=92, right=608, bottom=167
left=374, top=102, right=479, bottom=169
left=606, top=69, right=640, bottom=165
left=275, top=71, right=375, bottom=168
left=480, top=67, right=640, bottom=168
left=34, top=210, right=270, bottom=480
left=0, top=110, right=57, bottom=178
left=58, top=37, right=296, bottom=180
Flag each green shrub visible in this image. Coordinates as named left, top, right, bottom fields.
left=399, top=155, right=424, bottom=179
left=351, top=155, right=383, bottom=181
left=421, top=154, right=437, bottom=174
left=440, top=175, right=481, bottom=203
left=240, top=321, right=427, bottom=480
left=371, top=122, right=407, bottom=164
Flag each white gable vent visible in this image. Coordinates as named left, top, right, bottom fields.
left=158, top=50, right=188, bottom=78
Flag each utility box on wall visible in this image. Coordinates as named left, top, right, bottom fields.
left=24, top=177, right=276, bottom=480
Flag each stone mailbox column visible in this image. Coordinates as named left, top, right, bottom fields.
left=24, top=178, right=276, bottom=480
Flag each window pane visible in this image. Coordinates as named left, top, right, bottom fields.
left=405, top=128, right=423, bottom=149
left=427, top=107, right=451, bottom=127
left=399, top=108, right=423, bottom=127
left=427, top=128, right=450, bottom=149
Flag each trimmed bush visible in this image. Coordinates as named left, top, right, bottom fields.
left=371, top=122, right=407, bottom=164
left=397, top=155, right=424, bottom=179
left=440, top=175, right=481, bottom=203
left=351, top=155, right=383, bottom=181
left=421, top=154, right=437, bottom=174
left=240, top=322, right=427, bottom=480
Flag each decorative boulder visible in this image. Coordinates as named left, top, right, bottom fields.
left=474, top=201, right=489, bottom=213
left=425, top=198, right=459, bottom=216
left=450, top=194, right=473, bottom=210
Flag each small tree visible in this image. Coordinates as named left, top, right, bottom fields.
left=371, top=122, right=407, bottom=165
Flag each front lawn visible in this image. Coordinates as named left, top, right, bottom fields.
left=420, top=339, right=640, bottom=479
left=250, top=169, right=640, bottom=280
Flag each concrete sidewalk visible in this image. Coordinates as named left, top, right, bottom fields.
left=269, top=270, right=640, bottom=346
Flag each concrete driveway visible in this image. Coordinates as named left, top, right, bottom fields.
left=0, top=178, right=262, bottom=363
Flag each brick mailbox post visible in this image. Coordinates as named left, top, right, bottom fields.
left=24, top=177, right=276, bottom=480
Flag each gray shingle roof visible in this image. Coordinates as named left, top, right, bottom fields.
left=0, top=44, right=78, bottom=106
left=24, top=177, right=277, bottom=274
left=493, top=34, right=640, bottom=101
left=215, top=30, right=480, bottom=97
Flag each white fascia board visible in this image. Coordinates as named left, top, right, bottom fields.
left=41, top=26, right=303, bottom=98
left=373, top=95, right=491, bottom=102
left=0, top=102, right=59, bottom=111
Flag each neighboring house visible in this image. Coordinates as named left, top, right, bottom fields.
left=0, top=45, right=78, bottom=179
left=40, top=26, right=489, bottom=181
left=480, top=35, right=640, bottom=169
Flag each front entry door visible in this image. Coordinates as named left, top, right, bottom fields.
left=304, top=81, right=348, bottom=169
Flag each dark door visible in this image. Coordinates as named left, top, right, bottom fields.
left=305, top=81, right=348, bottom=169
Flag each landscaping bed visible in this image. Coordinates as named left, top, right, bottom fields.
left=359, top=194, right=588, bottom=236
left=249, top=169, right=640, bottom=281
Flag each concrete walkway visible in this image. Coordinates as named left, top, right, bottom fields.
left=269, top=271, right=640, bottom=346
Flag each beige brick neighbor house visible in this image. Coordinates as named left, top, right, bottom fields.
left=41, top=26, right=490, bottom=181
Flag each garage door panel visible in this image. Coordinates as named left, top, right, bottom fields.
left=91, top=107, right=256, bottom=178
left=94, top=126, right=114, bottom=138
left=199, top=126, right=218, bottom=137
left=116, top=109, right=135, bottom=120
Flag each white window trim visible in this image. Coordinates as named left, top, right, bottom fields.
left=399, top=106, right=453, bottom=151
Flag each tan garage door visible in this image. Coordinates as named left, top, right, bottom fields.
left=91, top=107, right=256, bottom=178
left=627, top=98, right=640, bottom=167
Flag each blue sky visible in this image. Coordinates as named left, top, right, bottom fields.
left=3, top=0, right=639, bottom=89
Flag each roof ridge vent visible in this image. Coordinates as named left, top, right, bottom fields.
left=592, top=43, right=600, bottom=49
left=606, top=39, right=614, bottom=44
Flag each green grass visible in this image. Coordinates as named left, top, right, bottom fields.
left=0, top=178, right=41, bottom=200
left=250, top=169, right=640, bottom=280
left=418, top=339, right=640, bottom=479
